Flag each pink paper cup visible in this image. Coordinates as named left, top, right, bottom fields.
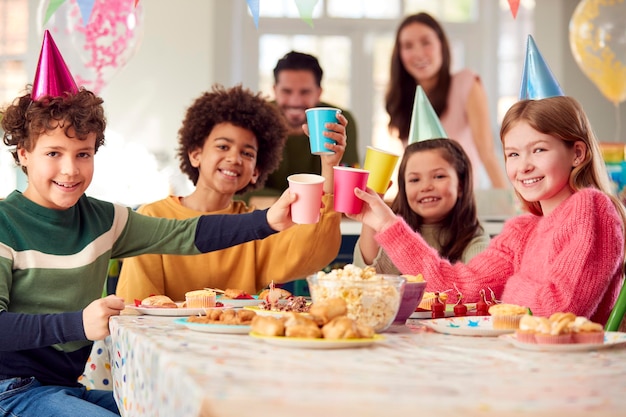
left=363, top=146, right=400, bottom=195
left=287, top=173, right=325, bottom=224
left=305, top=107, right=340, bottom=155
left=333, top=166, right=369, bottom=214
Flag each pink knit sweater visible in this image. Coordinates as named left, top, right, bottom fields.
left=376, top=188, right=624, bottom=324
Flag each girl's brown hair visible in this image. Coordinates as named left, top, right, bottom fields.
left=391, top=138, right=482, bottom=262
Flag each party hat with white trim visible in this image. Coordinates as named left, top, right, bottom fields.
left=31, top=30, right=79, bottom=101
left=408, top=85, right=448, bottom=144
left=518, top=35, right=564, bottom=100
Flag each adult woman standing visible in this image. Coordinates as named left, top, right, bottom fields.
left=385, top=12, right=508, bottom=189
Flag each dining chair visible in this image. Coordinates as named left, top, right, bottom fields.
left=605, top=279, right=626, bottom=331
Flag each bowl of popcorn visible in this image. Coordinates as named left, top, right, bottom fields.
left=393, top=274, right=427, bottom=324
left=306, top=264, right=406, bottom=332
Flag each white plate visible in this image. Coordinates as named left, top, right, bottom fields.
left=127, top=303, right=232, bottom=317
left=216, top=295, right=260, bottom=308
left=409, top=303, right=478, bottom=319
left=410, top=310, right=455, bottom=319
left=243, top=306, right=311, bottom=318
left=249, top=332, right=385, bottom=349
left=173, top=318, right=251, bottom=334
left=499, top=332, right=626, bottom=352
left=421, top=316, right=513, bottom=337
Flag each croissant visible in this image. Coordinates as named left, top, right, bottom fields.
left=141, top=295, right=177, bottom=308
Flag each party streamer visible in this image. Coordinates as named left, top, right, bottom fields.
left=43, top=0, right=67, bottom=25
left=294, top=0, right=318, bottom=28
left=246, top=0, right=260, bottom=29
left=76, top=0, right=96, bottom=25
left=508, top=0, right=520, bottom=19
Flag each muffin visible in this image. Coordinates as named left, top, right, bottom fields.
left=184, top=289, right=216, bottom=308
left=515, top=315, right=544, bottom=344
left=418, top=291, right=448, bottom=310
left=569, top=316, right=604, bottom=344
left=534, top=312, right=574, bottom=344
left=488, top=303, right=529, bottom=330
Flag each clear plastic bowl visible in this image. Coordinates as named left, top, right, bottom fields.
left=307, top=273, right=406, bottom=332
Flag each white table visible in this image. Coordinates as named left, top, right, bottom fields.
left=102, top=314, right=626, bottom=417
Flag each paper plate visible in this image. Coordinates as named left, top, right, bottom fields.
left=249, top=332, right=384, bottom=349
left=127, top=303, right=232, bottom=317
left=499, top=332, right=626, bottom=352
left=243, top=306, right=311, bottom=318
left=216, top=295, right=260, bottom=308
left=421, top=316, right=514, bottom=337
left=174, top=317, right=251, bottom=334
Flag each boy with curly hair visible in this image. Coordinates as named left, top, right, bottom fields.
left=0, top=32, right=295, bottom=416
left=116, top=84, right=347, bottom=302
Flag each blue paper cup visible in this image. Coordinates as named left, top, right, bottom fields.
left=305, top=107, right=340, bottom=155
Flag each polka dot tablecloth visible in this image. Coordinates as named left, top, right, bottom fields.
left=79, top=338, right=113, bottom=390
left=86, top=315, right=626, bottom=417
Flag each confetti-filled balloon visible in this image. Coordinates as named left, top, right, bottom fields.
left=569, top=0, right=626, bottom=105
left=38, top=0, right=144, bottom=94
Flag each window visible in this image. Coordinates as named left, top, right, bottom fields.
left=0, top=0, right=28, bottom=198
left=0, top=0, right=28, bottom=106
left=236, top=0, right=533, bottom=174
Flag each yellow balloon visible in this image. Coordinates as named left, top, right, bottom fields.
left=569, top=0, right=626, bottom=105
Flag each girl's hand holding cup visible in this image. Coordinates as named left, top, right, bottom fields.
left=347, top=187, right=398, bottom=233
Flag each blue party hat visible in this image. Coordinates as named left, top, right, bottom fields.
left=519, top=35, right=564, bottom=100
left=408, top=86, right=448, bottom=144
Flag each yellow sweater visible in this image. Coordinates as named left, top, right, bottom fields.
left=116, top=194, right=341, bottom=302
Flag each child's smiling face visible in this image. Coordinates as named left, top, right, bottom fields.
left=18, top=125, right=96, bottom=210
left=404, top=149, right=460, bottom=224
left=503, top=121, right=585, bottom=215
left=188, top=122, right=260, bottom=197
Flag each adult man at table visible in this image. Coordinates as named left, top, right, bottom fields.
left=241, top=51, right=360, bottom=208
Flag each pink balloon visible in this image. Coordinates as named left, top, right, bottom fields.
left=38, top=0, right=144, bottom=94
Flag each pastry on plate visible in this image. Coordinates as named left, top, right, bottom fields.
left=141, top=295, right=177, bottom=308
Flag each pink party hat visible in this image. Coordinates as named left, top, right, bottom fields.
left=518, top=35, right=564, bottom=100
left=408, top=86, right=448, bottom=144
left=31, top=30, right=79, bottom=101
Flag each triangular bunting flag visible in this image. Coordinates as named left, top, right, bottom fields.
left=43, top=0, right=67, bottom=26
left=76, top=0, right=96, bottom=26
left=247, top=0, right=260, bottom=29
left=294, top=0, right=318, bottom=28
left=508, top=0, right=520, bottom=19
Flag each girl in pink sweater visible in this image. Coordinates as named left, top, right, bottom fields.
left=349, top=96, right=626, bottom=324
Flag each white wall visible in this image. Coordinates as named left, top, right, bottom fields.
left=20, top=0, right=626, bottom=202
left=25, top=0, right=214, bottom=159
left=97, top=0, right=625, bottom=165
left=535, top=1, right=626, bottom=143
